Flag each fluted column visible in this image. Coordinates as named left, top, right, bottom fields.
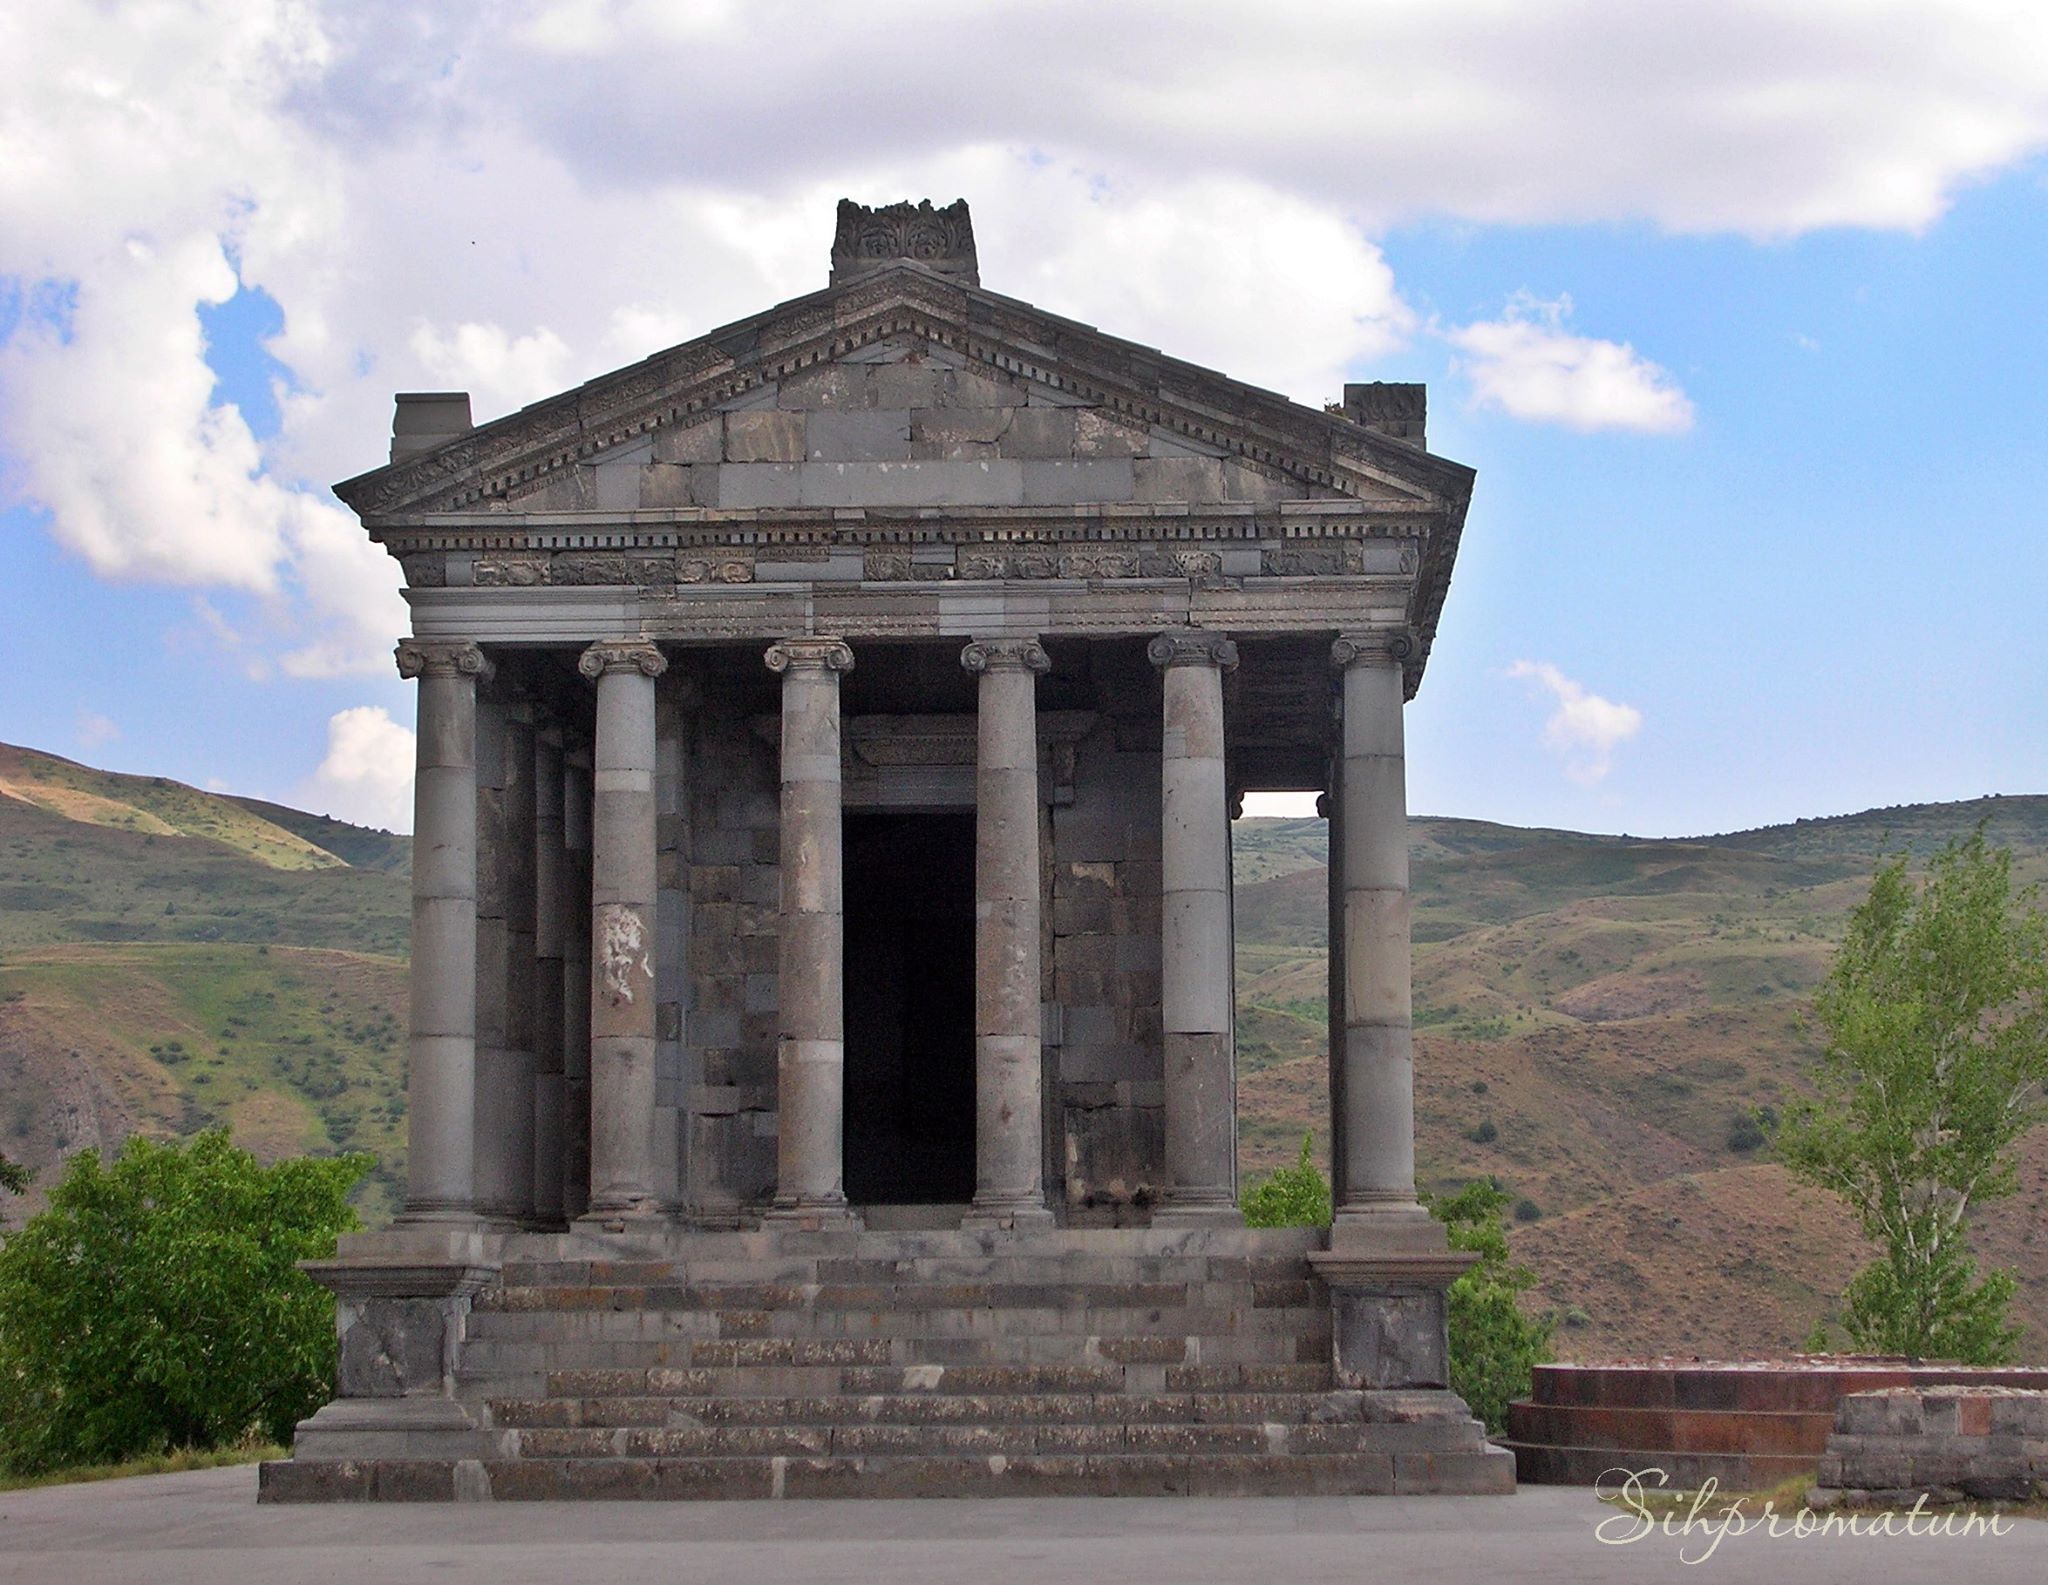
left=1148, top=629, right=1242, bottom=1225
left=578, top=639, right=667, bottom=1221
left=1330, top=632, right=1425, bottom=1226
left=961, top=638, right=1054, bottom=1228
left=394, top=639, right=491, bottom=1222
left=531, top=725, right=567, bottom=1226
left=476, top=701, right=537, bottom=1223
left=763, top=636, right=858, bottom=1227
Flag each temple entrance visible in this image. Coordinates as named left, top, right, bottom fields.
left=842, top=811, right=977, bottom=1205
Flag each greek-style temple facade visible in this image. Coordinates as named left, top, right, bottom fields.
left=263, top=201, right=1511, bottom=1501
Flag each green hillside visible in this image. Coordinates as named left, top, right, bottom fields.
left=1231, top=794, right=2048, bottom=1360
left=0, top=743, right=412, bottom=1225
left=3, top=735, right=2044, bottom=1363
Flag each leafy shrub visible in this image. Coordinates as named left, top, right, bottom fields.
left=1238, top=1144, right=1552, bottom=1434
left=1466, top=1119, right=1498, bottom=1145
left=1242, top=1134, right=1331, bottom=1228
left=1513, top=1197, right=1542, bottom=1222
left=1726, top=1113, right=1767, bottom=1153
left=1427, top=1179, right=1556, bottom=1434
left=0, top=1130, right=370, bottom=1475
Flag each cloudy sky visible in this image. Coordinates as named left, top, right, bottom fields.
left=3, top=0, right=2044, bottom=836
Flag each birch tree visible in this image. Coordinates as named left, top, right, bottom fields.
left=1778, top=828, right=2048, bottom=1362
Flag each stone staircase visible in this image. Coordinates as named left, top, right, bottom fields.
left=262, top=1228, right=1513, bottom=1500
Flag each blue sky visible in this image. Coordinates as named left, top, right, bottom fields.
left=2, top=2, right=2044, bottom=837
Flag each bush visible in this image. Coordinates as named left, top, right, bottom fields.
left=0, top=1130, right=370, bottom=1475
left=1466, top=1119, right=1498, bottom=1145
left=1426, top=1180, right=1556, bottom=1434
left=1512, top=1197, right=1542, bottom=1223
left=1242, top=1134, right=1331, bottom=1228
left=1238, top=1144, right=1552, bottom=1434
left=1726, top=1113, right=1767, bottom=1153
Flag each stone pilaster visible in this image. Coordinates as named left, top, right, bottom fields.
left=1147, top=630, right=1242, bottom=1225
left=470, top=686, right=535, bottom=1225
left=394, top=639, right=491, bottom=1223
left=961, top=638, right=1054, bottom=1228
left=560, top=746, right=594, bottom=1222
left=531, top=725, right=567, bottom=1226
left=763, top=637, right=858, bottom=1228
left=578, top=639, right=667, bottom=1222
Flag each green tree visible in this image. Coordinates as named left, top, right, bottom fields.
left=1775, top=830, right=2048, bottom=1363
left=1426, top=1179, right=1556, bottom=1434
left=1242, top=1133, right=1332, bottom=1228
left=0, top=1130, right=370, bottom=1475
left=0, top=1153, right=28, bottom=1195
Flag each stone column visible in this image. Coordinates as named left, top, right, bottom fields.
left=578, top=639, right=667, bottom=1222
left=1147, top=630, right=1242, bottom=1225
left=1309, top=633, right=1474, bottom=1390
left=394, top=640, right=491, bottom=1222
left=1329, top=633, right=1426, bottom=1225
left=763, top=637, right=858, bottom=1227
left=531, top=726, right=567, bottom=1226
left=560, top=748, right=594, bottom=1222
left=961, top=638, right=1054, bottom=1228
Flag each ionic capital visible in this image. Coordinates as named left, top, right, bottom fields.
left=395, top=639, right=493, bottom=683
left=1147, top=630, right=1239, bottom=672
left=961, top=638, right=1050, bottom=676
left=1331, top=630, right=1415, bottom=670
left=578, top=639, right=668, bottom=681
left=765, top=637, right=855, bottom=675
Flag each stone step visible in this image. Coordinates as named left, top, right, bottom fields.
left=462, top=1305, right=1328, bottom=1343
left=489, top=1388, right=1361, bottom=1429
left=261, top=1445, right=1517, bottom=1502
left=496, top=1249, right=1320, bottom=1290
left=506, top=1418, right=1483, bottom=1459
left=477, top=1277, right=1320, bottom=1313
left=454, top=1333, right=1325, bottom=1379
left=514, top=1362, right=1335, bottom=1399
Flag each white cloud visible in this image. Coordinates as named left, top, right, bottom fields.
left=299, top=705, right=415, bottom=832
left=1447, top=293, right=1695, bottom=434
left=5, top=0, right=2048, bottom=689
left=1507, top=660, right=1644, bottom=786
left=75, top=711, right=118, bottom=750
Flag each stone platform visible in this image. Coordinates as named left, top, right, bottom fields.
left=260, top=1226, right=1512, bottom=1501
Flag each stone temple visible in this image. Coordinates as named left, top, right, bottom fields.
left=262, top=200, right=1510, bottom=1500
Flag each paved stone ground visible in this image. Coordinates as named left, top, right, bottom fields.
left=1, top=1465, right=2043, bottom=1584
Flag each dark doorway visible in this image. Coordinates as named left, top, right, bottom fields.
left=843, top=811, right=977, bottom=1204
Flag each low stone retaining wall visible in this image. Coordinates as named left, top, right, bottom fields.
left=1507, top=1359, right=2048, bottom=1490
left=1815, top=1387, right=2048, bottom=1506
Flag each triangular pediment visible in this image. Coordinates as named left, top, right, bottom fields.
left=334, top=267, right=1467, bottom=520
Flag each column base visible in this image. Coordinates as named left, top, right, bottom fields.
left=574, top=1201, right=664, bottom=1234
left=394, top=1206, right=525, bottom=1234
left=1151, top=1194, right=1244, bottom=1228
left=761, top=1195, right=863, bottom=1230
left=1308, top=1246, right=1478, bottom=1390
left=961, top=1194, right=1054, bottom=1231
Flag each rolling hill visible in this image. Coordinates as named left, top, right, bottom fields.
left=2, top=737, right=2044, bottom=1361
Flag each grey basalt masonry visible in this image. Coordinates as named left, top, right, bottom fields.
left=275, top=199, right=1504, bottom=1502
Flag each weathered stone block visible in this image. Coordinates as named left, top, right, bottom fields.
left=724, top=411, right=806, bottom=462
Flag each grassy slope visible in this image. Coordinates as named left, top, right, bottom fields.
left=1230, top=795, right=2048, bottom=1361
left=4, top=737, right=2044, bottom=1361
left=0, top=744, right=411, bottom=1226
